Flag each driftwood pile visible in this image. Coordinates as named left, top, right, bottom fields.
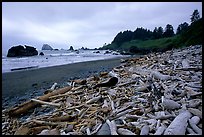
left=2, top=45, right=202, bottom=135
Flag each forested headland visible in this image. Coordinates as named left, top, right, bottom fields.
left=99, top=10, right=202, bottom=55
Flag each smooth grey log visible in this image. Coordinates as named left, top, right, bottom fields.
left=140, top=125, right=150, bottom=135
left=164, top=110, right=192, bottom=135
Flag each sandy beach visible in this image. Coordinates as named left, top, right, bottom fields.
left=2, top=57, right=133, bottom=108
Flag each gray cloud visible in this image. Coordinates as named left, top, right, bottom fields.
left=2, top=2, right=202, bottom=53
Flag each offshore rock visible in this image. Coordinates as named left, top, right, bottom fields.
left=42, top=44, right=53, bottom=50
left=7, top=45, right=38, bottom=57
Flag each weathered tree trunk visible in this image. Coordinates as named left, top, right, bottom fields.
left=8, top=86, right=72, bottom=117
left=164, top=110, right=192, bottom=135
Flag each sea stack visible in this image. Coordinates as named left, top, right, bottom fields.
left=7, top=45, right=38, bottom=57
left=42, top=44, right=53, bottom=50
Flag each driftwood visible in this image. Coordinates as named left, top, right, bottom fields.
left=135, top=85, right=150, bottom=92
left=150, top=71, right=171, bottom=81
left=185, top=87, right=202, bottom=97
left=188, top=118, right=202, bottom=135
left=190, top=116, right=200, bottom=125
left=11, top=65, right=38, bottom=71
left=101, top=99, right=111, bottom=114
left=182, top=59, right=190, bottom=68
left=161, top=96, right=181, bottom=110
left=117, top=128, right=136, bottom=135
left=107, top=95, right=116, bottom=113
left=32, top=119, right=59, bottom=126
left=37, top=128, right=60, bottom=135
left=14, top=125, right=30, bottom=135
left=31, top=99, right=61, bottom=107
left=50, top=82, right=58, bottom=90
left=49, top=85, right=84, bottom=99
left=90, top=123, right=102, bottom=135
left=86, top=95, right=102, bottom=104
left=188, top=108, right=202, bottom=119
left=164, top=110, right=192, bottom=135
left=46, top=115, right=77, bottom=122
left=154, top=124, right=166, bottom=135
left=186, top=127, right=196, bottom=134
left=117, top=80, right=137, bottom=87
left=140, top=125, right=150, bottom=135
left=96, top=122, right=111, bottom=135
left=86, top=127, right=91, bottom=135
left=109, top=109, right=133, bottom=120
left=29, top=126, right=50, bottom=135
left=106, top=119, right=118, bottom=135
left=175, top=67, right=202, bottom=71
left=8, top=86, right=72, bottom=117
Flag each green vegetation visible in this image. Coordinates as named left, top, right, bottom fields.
left=100, top=10, right=202, bottom=55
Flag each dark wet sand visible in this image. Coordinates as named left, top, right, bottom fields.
left=2, top=57, right=130, bottom=99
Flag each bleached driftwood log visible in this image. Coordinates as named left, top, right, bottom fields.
left=164, top=110, right=192, bottom=135
left=182, top=59, right=190, bottom=68
left=37, top=128, right=60, bottom=135
left=175, top=67, right=202, bottom=71
left=31, top=99, right=61, bottom=107
left=150, top=71, right=171, bottom=81
left=86, top=95, right=102, bottom=104
left=117, top=128, right=136, bottom=135
left=110, top=109, right=133, bottom=120
left=90, top=123, right=102, bottom=135
left=32, top=120, right=59, bottom=126
left=96, top=122, right=111, bottom=135
left=154, top=124, right=166, bottom=135
left=50, top=82, right=58, bottom=90
left=106, top=119, right=118, bottom=135
left=161, top=96, right=181, bottom=110
left=189, top=116, right=200, bottom=125
left=101, top=99, right=111, bottom=114
left=107, top=95, right=116, bottom=113
left=185, top=87, right=202, bottom=97
left=140, top=125, right=150, bottom=135
left=186, top=127, right=196, bottom=134
left=188, top=108, right=202, bottom=119
left=8, top=86, right=72, bottom=117
left=86, top=127, right=91, bottom=135
left=135, top=85, right=150, bottom=92
left=188, top=117, right=202, bottom=135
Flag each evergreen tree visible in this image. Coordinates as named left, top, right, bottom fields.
left=191, top=9, right=200, bottom=23
left=153, top=27, right=158, bottom=39
left=176, top=22, right=189, bottom=34
left=157, top=27, right=163, bottom=38
left=163, top=24, right=174, bottom=37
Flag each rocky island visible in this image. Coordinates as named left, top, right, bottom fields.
left=42, top=44, right=53, bottom=50
left=7, top=45, right=38, bottom=57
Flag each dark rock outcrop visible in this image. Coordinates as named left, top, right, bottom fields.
left=93, top=51, right=100, bottom=53
left=39, top=52, right=44, bottom=56
left=104, top=50, right=112, bottom=54
left=69, top=46, right=74, bottom=50
left=7, top=45, right=38, bottom=57
left=42, top=44, right=53, bottom=50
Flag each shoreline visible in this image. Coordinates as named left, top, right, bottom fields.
left=2, top=56, right=136, bottom=108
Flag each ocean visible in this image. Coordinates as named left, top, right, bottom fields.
left=2, top=49, right=127, bottom=73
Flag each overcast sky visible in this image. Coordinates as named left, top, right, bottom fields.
left=2, top=2, right=202, bottom=53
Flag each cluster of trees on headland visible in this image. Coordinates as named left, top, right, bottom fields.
left=100, top=9, right=202, bottom=54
